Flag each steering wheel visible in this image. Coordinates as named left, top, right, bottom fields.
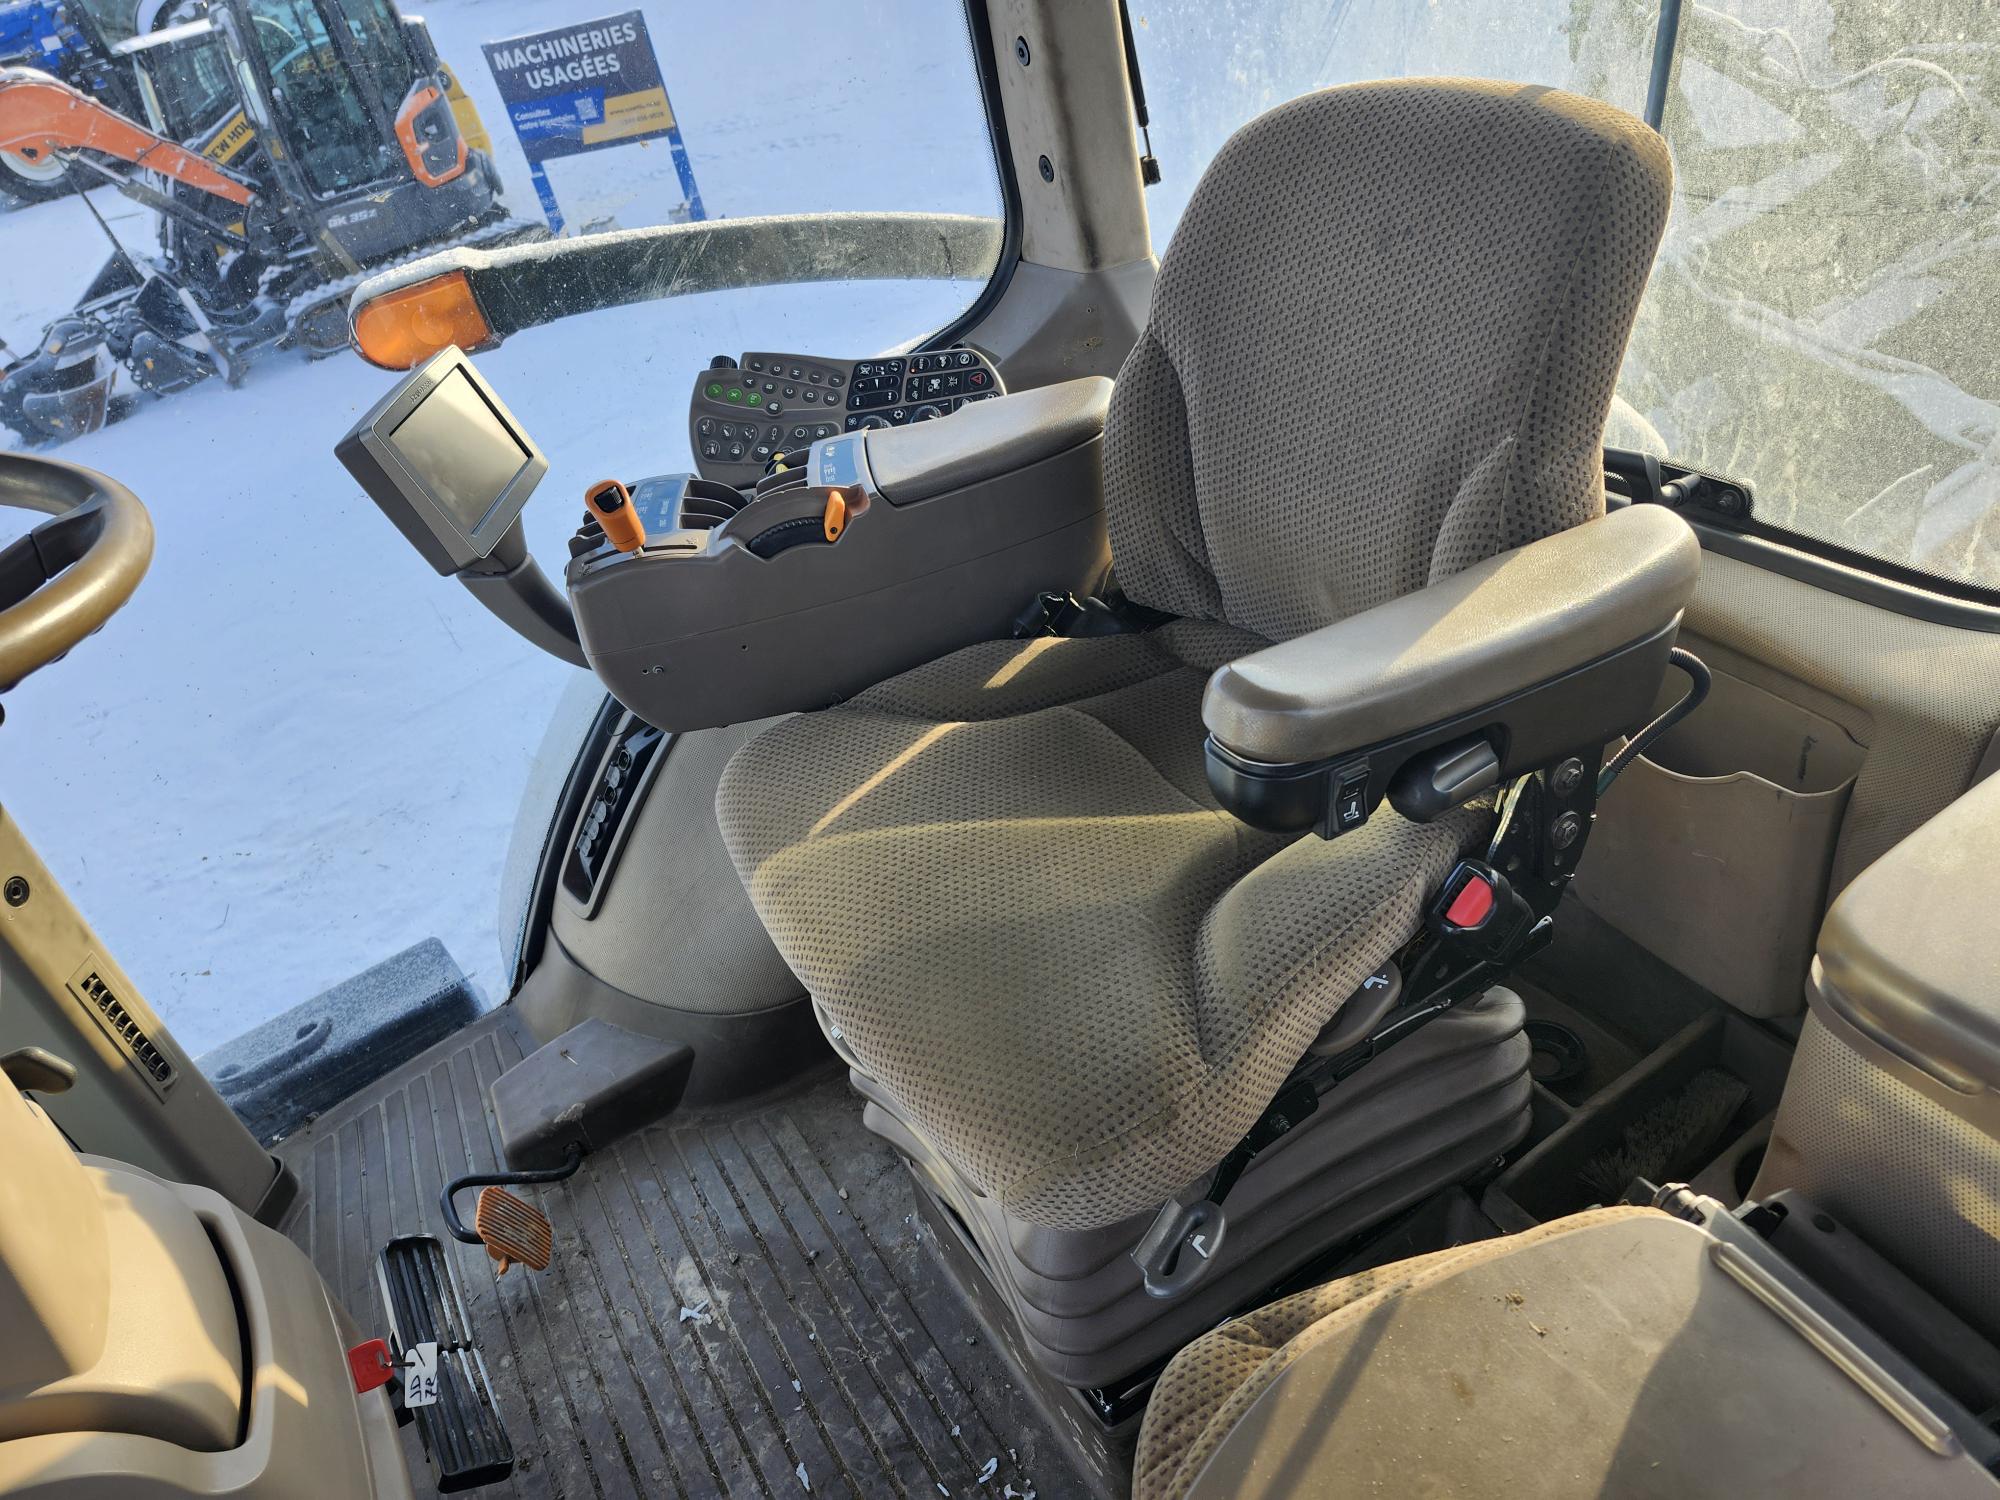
left=0, top=454, right=153, bottom=691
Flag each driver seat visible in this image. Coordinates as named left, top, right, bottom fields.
left=718, top=79, right=1676, bottom=1384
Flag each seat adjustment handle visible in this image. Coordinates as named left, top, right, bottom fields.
left=1133, top=1197, right=1228, bottom=1299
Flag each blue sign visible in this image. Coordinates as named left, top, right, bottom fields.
left=481, top=10, right=704, bottom=233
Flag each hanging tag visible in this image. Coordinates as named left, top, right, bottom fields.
left=403, top=1341, right=440, bottom=1408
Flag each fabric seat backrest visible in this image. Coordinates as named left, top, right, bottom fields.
left=1104, top=78, right=1673, bottom=643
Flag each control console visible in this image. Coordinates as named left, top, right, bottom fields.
left=687, top=347, right=1004, bottom=485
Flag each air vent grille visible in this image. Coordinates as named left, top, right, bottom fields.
left=72, top=967, right=174, bottom=1090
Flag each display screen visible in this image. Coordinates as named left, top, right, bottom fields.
left=389, top=365, right=533, bottom=533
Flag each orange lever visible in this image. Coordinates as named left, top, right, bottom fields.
left=585, top=479, right=647, bottom=552
left=822, top=491, right=848, bottom=543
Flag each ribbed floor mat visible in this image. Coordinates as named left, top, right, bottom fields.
left=277, top=1009, right=1087, bottom=1499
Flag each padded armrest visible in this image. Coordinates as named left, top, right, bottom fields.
left=1814, top=772, right=2000, bottom=1094
left=1201, top=506, right=1700, bottom=834
left=1205, top=506, right=1700, bottom=765
left=864, top=377, right=1112, bottom=504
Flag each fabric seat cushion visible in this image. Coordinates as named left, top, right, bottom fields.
left=717, top=621, right=1489, bottom=1231
left=1133, top=1206, right=1661, bottom=1500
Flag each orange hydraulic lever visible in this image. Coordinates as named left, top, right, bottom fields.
left=0, top=66, right=254, bottom=207
left=584, top=480, right=647, bottom=552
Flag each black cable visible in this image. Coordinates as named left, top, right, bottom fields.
left=440, top=1142, right=584, bottom=1245
left=1599, top=648, right=1710, bottom=794
left=1643, top=0, right=1686, bottom=130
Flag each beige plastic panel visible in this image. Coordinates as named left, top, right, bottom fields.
left=984, top=0, right=1151, bottom=274
left=1757, top=1002, right=2000, bottom=1346
left=0, top=1085, right=108, bottom=1396
left=0, top=805, right=277, bottom=1213
left=1811, top=770, right=2000, bottom=1093
left=0, top=1155, right=240, bottom=1453
left=0, top=1167, right=412, bottom=1500
left=1572, top=665, right=1865, bottom=1017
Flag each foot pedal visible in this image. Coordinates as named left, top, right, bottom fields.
left=474, top=1186, right=553, bottom=1274
left=377, top=1235, right=513, bottom=1492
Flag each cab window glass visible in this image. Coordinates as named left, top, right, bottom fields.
left=1131, top=0, right=2000, bottom=591
left=68, top=0, right=139, bottom=45
left=1631, top=0, right=2000, bottom=589
left=149, top=38, right=239, bottom=137
left=0, top=3, right=1003, bottom=1058
left=338, top=0, right=417, bottom=113
left=1129, top=1, right=1651, bottom=257
left=248, top=0, right=388, bottom=192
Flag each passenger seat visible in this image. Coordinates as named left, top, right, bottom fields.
left=1134, top=1200, right=2000, bottom=1500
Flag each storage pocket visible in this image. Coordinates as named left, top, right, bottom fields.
left=1483, top=1009, right=1792, bottom=1227
left=1572, top=668, right=1863, bottom=1018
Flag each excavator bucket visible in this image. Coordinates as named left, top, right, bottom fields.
left=0, top=315, right=116, bottom=442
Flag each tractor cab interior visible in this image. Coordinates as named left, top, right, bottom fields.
left=6, top=3, right=2000, bottom=1498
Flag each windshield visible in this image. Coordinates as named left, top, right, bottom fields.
left=0, top=1, right=1004, bottom=1061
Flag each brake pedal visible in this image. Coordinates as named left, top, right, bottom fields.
left=440, top=1141, right=582, bottom=1275
left=473, top=1186, right=552, bottom=1274
left=377, top=1235, right=513, bottom=1492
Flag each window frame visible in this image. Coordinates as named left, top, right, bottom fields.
left=905, top=0, right=1023, bottom=357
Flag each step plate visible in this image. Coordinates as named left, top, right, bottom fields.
left=378, top=1234, right=514, bottom=1492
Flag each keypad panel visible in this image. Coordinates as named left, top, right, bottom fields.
left=687, top=348, right=1004, bottom=484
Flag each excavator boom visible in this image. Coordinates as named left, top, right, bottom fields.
left=0, top=64, right=253, bottom=207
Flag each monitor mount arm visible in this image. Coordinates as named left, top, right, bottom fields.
left=456, top=519, right=588, bottom=669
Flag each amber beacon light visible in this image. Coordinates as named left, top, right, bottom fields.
left=351, top=271, right=494, bottom=370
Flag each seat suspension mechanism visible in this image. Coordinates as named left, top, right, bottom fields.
left=1133, top=742, right=1612, bottom=1300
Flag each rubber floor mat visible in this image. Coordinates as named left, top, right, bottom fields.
left=277, top=1008, right=1088, bottom=1499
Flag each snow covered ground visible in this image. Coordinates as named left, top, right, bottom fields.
left=0, top=0, right=999, bottom=1054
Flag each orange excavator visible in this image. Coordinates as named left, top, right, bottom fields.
left=0, top=0, right=524, bottom=444
left=0, top=63, right=252, bottom=210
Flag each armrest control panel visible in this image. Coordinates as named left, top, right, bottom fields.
left=576, top=378, right=1113, bottom=732
left=688, top=348, right=1004, bottom=485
